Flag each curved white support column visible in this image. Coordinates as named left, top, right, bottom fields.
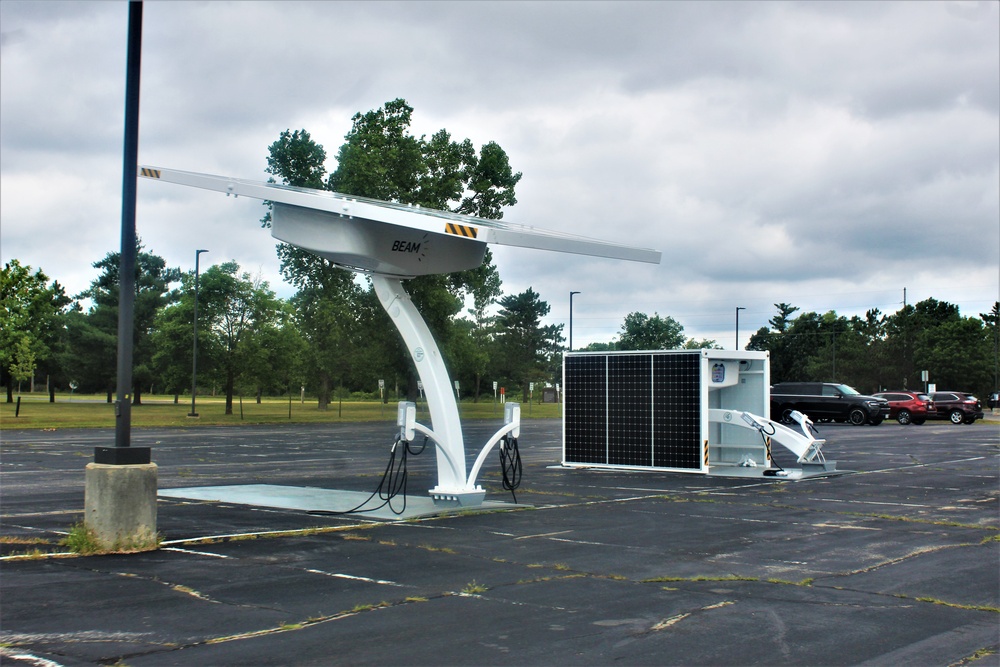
left=372, top=275, right=476, bottom=501
left=467, top=403, right=520, bottom=490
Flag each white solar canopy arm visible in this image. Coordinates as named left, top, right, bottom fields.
left=138, top=166, right=662, bottom=265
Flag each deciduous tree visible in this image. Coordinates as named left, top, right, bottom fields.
left=0, top=260, right=70, bottom=402
left=617, top=312, right=685, bottom=351
left=265, top=99, right=521, bottom=403
left=198, top=262, right=283, bottom=415
left=329, top=100, right=519, bottom=401
left=262, top=129, right=365, bottom=409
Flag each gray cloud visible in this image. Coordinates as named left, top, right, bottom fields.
left=1, top=0, right=996, bottom=348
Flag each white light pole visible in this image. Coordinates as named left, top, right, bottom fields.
left=569, top=291, right=581, bottom=351
left=188, top=249, right=208, bottom=417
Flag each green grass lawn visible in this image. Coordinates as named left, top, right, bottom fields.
left=0, top=393, right=561, bottom=429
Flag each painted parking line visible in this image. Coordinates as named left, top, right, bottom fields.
left=514, top=530, right=574, bottom=540
left=304, top=569, right=403, bottom=586
left=161, top=547, right=232, bottom=559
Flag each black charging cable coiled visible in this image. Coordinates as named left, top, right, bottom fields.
left=310, top=434, right=428, bottom=516
left=498, top=434, right=523, bottom=503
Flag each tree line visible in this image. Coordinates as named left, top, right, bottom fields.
left=6, top=240, right=993, bottom=409
left=2, top=99, right=996, bottom=408
left=576, top=302, right=997, bottom=398
left=0, top=250, right=566, bottom=411
left=745, top=301, right=998, bottom=397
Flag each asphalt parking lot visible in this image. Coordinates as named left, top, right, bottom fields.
left=2, top=416, right=998, bottom=666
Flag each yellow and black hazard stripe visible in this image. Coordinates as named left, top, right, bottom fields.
left=444, top=222, right=478, bottom=239
left=703, top=440, right=710, bottom=468
left=140, top=167, right=161, bottom=178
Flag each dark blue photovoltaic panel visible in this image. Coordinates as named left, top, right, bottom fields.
left=564, top=355, right=606, bottom=464
left=564, top=351, right=703, bottom=470
left=608, top=355, right=652, bottom=466
left=653, top=353, right=701, bottom=469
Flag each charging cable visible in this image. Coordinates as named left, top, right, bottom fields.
left=498, top=434, right=523, bottom=503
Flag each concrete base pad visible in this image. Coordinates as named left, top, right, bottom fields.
left=84, top=462, right=158, bottom=550
left=159, top=484, right=521, bottom=520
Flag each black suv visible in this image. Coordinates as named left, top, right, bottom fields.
left=928, top=391, right=984, bottom=424
left=771, top=382, right=890, bottom=426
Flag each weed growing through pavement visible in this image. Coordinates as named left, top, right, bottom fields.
left=462, top=580, right=487, bottom=594
left=59, top=522, right=160, bottom=555
left=60, top=522, right=102, bottom=554
left=0, top=536, right=51, bottom=545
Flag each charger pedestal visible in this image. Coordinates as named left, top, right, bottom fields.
left=381, top=277, right=524, bottom=507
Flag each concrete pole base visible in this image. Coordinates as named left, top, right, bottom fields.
left=84, top=462, right=159, bottom=552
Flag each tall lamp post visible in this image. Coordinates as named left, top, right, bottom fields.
left=735, top=306, right=746, bottom=351
left=569, top=291, right=581, bottom=351
left=188, top=249, right=208, bottom=417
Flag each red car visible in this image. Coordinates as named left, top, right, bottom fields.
left=873, top=391, right=935, bottom=425
left=929, top=391, right=984, bottom=424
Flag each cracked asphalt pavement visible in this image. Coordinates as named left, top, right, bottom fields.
left=1, top=417, right=998, bottom=665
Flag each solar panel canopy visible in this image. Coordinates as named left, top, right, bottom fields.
left=138, top=167, right=661, bottom=278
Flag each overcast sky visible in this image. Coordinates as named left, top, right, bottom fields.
left=2, top=1, right=998, bottom=348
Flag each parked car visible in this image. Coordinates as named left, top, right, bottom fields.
left=928, top=391, right=984, bottom=424
left=771, top=382, right=890, bottom=425
left=873, top=391, right=934, bottom=425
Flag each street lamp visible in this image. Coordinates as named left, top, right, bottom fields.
left=188, top=249, right=208, bottom=417
left=569, top=291, right=581, bottom=351
left=735, top=306, right=746, bottom=351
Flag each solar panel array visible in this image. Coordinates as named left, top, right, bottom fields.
left=564, top=352, right=702, bottom=470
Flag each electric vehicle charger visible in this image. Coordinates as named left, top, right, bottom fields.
left=310, top=430, right=521, bottom=514
left=752, top=418, right=788, bottom=477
